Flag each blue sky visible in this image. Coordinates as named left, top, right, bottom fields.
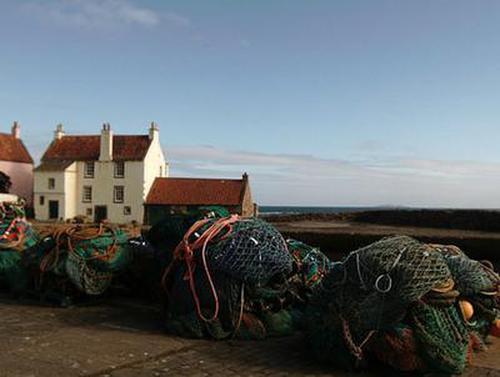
left=1, top=0, right=500, bottom=207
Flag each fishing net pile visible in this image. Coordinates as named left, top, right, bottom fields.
left=161, top=215, right=331, bottom=340
left=22, top=223, right=136, bottom=303
left=3, top=198, right=499, bottom=375
left=305, top=235, right=499, bottom=374
left=0, top=201, right=39, bottom=293
left=126, top=207, right=232, bottom=301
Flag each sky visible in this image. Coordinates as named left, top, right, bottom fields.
left=1, top=0, right=500, bottom=207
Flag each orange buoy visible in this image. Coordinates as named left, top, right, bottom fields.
left=459, top=300, right=474, bottom=321
left=490, top=319, right=500, bottom=338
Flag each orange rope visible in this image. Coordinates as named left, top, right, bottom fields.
left=341, top=316, right=376, bottom=361
left=39, top=224, right=119, bottom=273
left=162, top=215, right=240, bottom=322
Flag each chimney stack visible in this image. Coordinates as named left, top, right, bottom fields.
left=99, top=123, right=113, bottom=161
left=11, top=121, right=20, bottom=139
left=54, top=123, right=65, bottom=140
left=149, top=121, right=159, bottom=140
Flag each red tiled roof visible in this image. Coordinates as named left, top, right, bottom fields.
left=146, top=177, right=246, bottom=206
left=41, top=135, right=152, bottom=162
left=0, top=133, right=33, bottom=164
left=34, top=160, right=74, bottom=172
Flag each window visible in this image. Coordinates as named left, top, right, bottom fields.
left=82, top=186, right=92, bottom=202
left=159, top=165, right=163, bottom=177
left=123, top=206, right=131, bottom=216
left=86, top=208, right=92, bottom=216
left=113, top=186, right=124, bottom=203
left=39, top=195, right=45, bottom=206
left=84, top=161, right=95, bottom=178
left=48, top=178, right=55, bottom=190
left=114, top=161, right=125, bottom=178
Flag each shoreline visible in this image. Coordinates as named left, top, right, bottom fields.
left=264, top=210, right=500, bottom=264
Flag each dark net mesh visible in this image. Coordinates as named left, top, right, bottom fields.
left=435, top=248, right=499, bottom=296
left=343, top=236, right=452, bottom=305
left=22, top=224, right=135, bottom=299
left=310, top=236, right=452, bottom=335
left=409, top=302, right=470, bottom=374
left=305, top=235, right=499, bottom=374
left=204, top=218, right=293, bottom=285
left=162, top=217, right=329, bottom=340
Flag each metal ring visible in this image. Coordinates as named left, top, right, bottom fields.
left=374, top=274, right=392, bottom=293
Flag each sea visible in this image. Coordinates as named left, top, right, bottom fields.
left=258, top=206, right=385, bottom=215
left=258, top=206, right=500, bottom=215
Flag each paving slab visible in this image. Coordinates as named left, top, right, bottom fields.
left=0, top=296, right=498, bottom=377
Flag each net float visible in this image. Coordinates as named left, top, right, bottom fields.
left=459, top=300, right=474, bottom=321
left=491, top=319, right=500, bottom=338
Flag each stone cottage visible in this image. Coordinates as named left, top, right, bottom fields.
left=144, top=173, right=256, bottom=225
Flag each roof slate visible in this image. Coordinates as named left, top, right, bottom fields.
left=34, top=160, right=74, bottom=172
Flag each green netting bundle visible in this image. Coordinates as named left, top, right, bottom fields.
left=148, top=206, right=230, bottom=255
left=0, top=250, right=28, bottom=293
left=410, top=302, right=469, bottom=374
left=428, top=244, right=499, bottom=342
left=126, top=207, right=234, bottom=300
left=162, top=216, right=330, bottom=340
left=305, top=235, right=499, bottom=374
left=165, top=264, right=245, bottom=339
left=163, top=215, right=294, bottom=339
left=24, top=224, right=134, bottom=297
left=436, top=246, right=499, bottom=297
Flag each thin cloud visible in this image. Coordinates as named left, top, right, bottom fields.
left=22, top=0, right=188, bottom=30
left=164, top=12, right=190, bottom=27
left=167, top=145, right=500, bottom=207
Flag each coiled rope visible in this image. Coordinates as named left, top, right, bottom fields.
left=39, top=223, right=119, bottom=273
left=162, top=215, right=240, bottom=322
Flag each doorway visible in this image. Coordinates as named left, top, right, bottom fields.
left=94, top=205, right=108, bottom=223
left=48, top=200, right=59, bottom=220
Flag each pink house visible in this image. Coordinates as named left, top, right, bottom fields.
left=0, top=122, right=34, bottom=205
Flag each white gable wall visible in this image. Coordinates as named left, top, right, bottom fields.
left=143, top=133, right=168, bottom=204
left=34, top=163, right=77, bottom=220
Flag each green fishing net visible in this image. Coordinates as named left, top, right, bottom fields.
left=163, top=218, right=330, bottom=340
left=24, top=226, right=134, bottom=298
left=305, top=235, right=499, bottom=374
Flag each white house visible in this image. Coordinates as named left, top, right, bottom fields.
left=34, top=123, right=168, bottom=223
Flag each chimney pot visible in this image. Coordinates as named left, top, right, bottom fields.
left=149, top=122, right=159, bottom=140
left=11, top=121, right=20, bottom=139
left=54, top=123, right=65, bottom=140
left=100, top=123, right=113, bottom=161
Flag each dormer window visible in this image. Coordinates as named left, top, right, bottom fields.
left=114, top=161, right=125, bottom=178
left=84, top=161, right=95, bottom=178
